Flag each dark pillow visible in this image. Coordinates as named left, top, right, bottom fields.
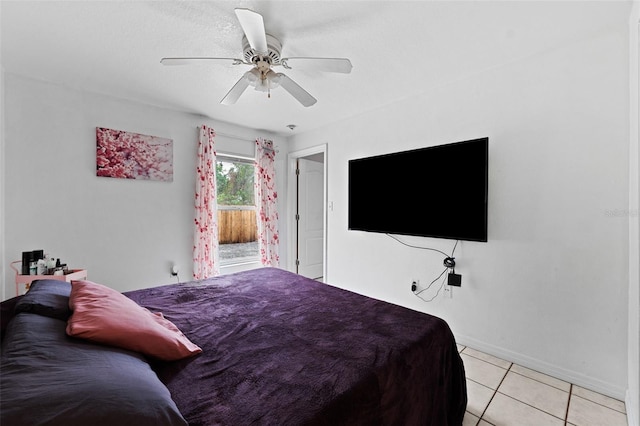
left=13, top=279, right=71, bottom=320
left=0, top=296, right=20, bottom=341
left=0, top=313, right=187, bottom=426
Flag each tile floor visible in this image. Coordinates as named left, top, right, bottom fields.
left=458, top=345, right=628, bottom=426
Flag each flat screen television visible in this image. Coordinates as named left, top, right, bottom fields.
left=348, top=137, right=488, bottom=242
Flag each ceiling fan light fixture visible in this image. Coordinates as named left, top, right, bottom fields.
left=246, top=68, right=281, bottom=94
left=254, top=80, right=269, bottom=93
left=266, top=70, right=281, bottom=88
left=245, top=68, right=260, bottom=84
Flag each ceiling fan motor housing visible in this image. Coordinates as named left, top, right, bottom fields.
left=242, top=34, right=282, bottom=65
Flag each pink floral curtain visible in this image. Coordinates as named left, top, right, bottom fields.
left=255, top=138, right=280, bottom=267
left=193, top=125, right=219, bottom=279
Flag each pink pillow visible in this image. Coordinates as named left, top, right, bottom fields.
left=66, top=280, right=202, bottom=361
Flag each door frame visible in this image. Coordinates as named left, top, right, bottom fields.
left=287, top=144, right=327, bottom=281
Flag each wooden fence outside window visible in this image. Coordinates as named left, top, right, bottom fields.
left=218, top=208, right=257, bottom=244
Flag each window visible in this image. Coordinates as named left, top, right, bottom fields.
left=216, top=155, right=259, bottom=265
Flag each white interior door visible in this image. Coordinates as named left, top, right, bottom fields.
left=297, top=157, right=324, bottom=279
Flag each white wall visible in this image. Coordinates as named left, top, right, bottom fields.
left=2, top=73, right=288, bottom=295
left=1, top=67, right=6, bottom=301
left=291, top=24, right=629, bottom=398
left=627, top=2, right=639, bottom=424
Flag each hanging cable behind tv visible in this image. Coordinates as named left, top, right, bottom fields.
left=387, top=235, right=461, bottom=301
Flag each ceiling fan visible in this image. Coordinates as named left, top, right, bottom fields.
left=160, top=8, right=353, bottom=107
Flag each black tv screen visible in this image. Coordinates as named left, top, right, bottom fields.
left=348, top=137, right=488, bottom=242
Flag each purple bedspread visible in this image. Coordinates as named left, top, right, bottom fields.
left=125, top=267, right=467, bottom=425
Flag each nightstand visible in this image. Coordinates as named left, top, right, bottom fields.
left=10, top=261, right=87, bottom=296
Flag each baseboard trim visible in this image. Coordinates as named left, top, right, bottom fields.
left=456, top=334, right=627, bottom=401
left=626, top=389, right=638, bottom=426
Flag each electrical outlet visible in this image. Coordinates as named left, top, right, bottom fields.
left=171, top=264, right=179, bottom=277
left=411, top=279, right=419, bottom=292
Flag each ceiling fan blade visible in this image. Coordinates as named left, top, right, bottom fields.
left=277, top=73, right=317, bottom=107
left=281, top=57, right=353, bottom=74
left=234, top=8, right=268, bottom=55
left=221, top=74, right=251, bottom=105
left=161, top=57, right=243, bottom=66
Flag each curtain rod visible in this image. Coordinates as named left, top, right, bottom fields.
left=215, top=131, right=253, bottom=143
left=218, top=132, right=278, bottom=153
left=202, top=128, right=278, bottom=152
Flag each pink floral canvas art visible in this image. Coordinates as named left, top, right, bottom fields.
left=96, top=127, right=173, bottom=181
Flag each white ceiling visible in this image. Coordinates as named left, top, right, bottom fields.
left=0, top=1, right=631, bottom=136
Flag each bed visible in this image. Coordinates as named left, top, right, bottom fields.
left=1, top=267, right=467, bottom=425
